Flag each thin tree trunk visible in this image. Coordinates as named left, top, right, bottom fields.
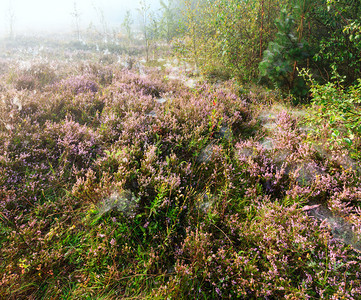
left=260, top=0, right=264, bottom=58
left=192, top=25, right=198, bottom=71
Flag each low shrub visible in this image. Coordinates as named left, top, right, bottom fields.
left=1, top=59, right=360, bottom=299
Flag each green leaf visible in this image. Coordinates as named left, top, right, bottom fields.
left=343, top=138, right=352, bottom=146
left=332, top=130, right=340, bottom=138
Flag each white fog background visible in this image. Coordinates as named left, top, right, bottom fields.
left=0, top=0, right=161, bottom=36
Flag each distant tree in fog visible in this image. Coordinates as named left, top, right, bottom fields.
left=160, top=0, right=178, bottom=43
left=71, top=1, right=81, bottom=41
left=6, top=0, right=15, bottom=38
left=93, top=4, right=108, bottom=42
left=138, top=0, right=151, bottom=61
left=122, top=10, right=134, bottom=41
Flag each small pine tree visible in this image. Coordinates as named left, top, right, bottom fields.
left=259, top=8, right=309, bottom=98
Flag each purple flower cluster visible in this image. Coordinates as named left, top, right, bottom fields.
left=58, top=74, right=98, bottom=95
left=1, top=58, right=361, bottom=299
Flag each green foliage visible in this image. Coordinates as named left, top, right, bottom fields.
left=176, top=0, right=285, bottom=81
left=313, top=0, right=361, bottom=85
left=172, top=0, right=360, bottom=98
left=121, top=10, right=133, bottom=40
left=175, top=0, right=208, bottom=70
left=259, top=8, right=309, bottom=98
left=301, top=68, right=361, bottom=158
left=138, top=0, right=152, bottom=61
left=159, top=0, right=179, bottom=42
left=259, top=0, right=321, bottom=100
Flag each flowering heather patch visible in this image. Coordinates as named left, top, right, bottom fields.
left=8, top=62, right=58, bottom=91
left=162, top=202, right=361, bottom=299
left=0, top=55, right=361, bottom=299
left=78, top=63, right=114, bottom=86
left=0, top=117, right=101, bottom=206
left=57, top=74, right=99, bottom=95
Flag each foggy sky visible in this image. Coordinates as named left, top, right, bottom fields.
left=1, top=0, right=161, bottom=36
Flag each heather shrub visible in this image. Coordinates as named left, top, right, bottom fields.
left=0, top=117, right=102, bottom=204
left=1, top=54, right=361, bottom=299
left=9, top=63, right=58, bottom=91
left=0, top=59, right=10, bottom=76
left=58, top=74, right=99, bottom=95
left=231, top=105, right=361, bottom=247
left=16, top=85, right=104, bottom=126
left=77, top=62, right=114, bottom=86
left=114, top=70, right=167, bottom=98
left=159, top=201, right=361, bottom=299
left=13, top=72, right=37, bottom=90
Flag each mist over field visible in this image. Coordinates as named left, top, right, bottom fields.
left=0, top=0, right=161, bottom=36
